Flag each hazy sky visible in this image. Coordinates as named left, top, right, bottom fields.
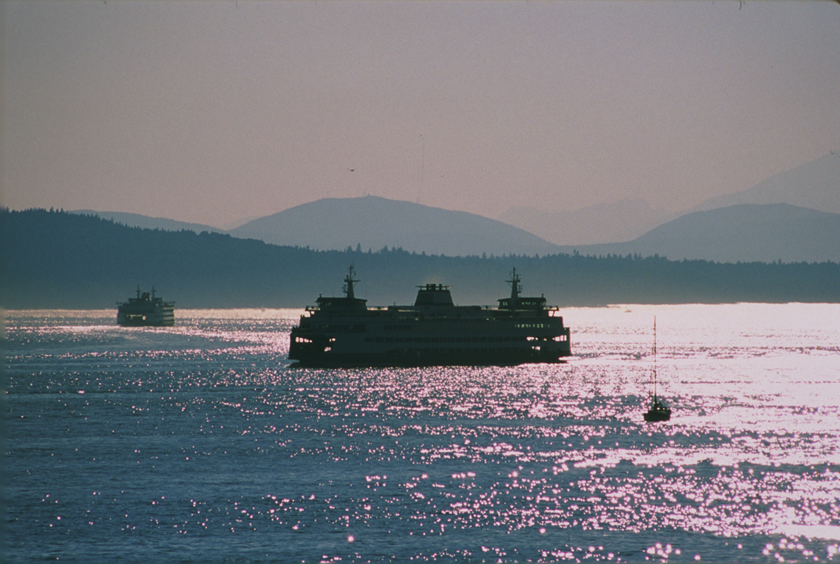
left=5, top=1, right=840, bottom=227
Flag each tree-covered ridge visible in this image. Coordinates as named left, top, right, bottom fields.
left=3, top=208, right=839, bottom=308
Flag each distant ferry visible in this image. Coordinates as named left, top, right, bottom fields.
left=117, top=287, right=175, bottom=327
left=289, top=267, right=571, bottom=367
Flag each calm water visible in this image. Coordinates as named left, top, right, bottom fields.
left=5, top=304, right=840, bottom=563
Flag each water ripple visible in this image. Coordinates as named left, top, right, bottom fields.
left=5, top=305, right=840, bottom=562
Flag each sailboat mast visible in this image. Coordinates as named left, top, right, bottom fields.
left=643, top=314, right=671, bottom=422
left=653, top=316, right=657, bottom=400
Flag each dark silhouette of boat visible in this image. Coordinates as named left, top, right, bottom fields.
left=117, top=287, right=175, bottom=327
left=643, top=316, right=671, bottom=422
left=289, top=267, right=572, bottom=367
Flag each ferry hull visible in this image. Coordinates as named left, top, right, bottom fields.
left=117, top=310, right=175, bottom=327
left=289, top=341, right=571, bottom=368
left=117, top=288, right=175, bottom=327
left=289, top=267, right=572, bottom=369
left=289, top=314, right=572, bottom=368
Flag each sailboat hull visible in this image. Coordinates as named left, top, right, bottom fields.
left=643, top=407, right=671, bottom=422
left=643, top=317, right=672, bottom=422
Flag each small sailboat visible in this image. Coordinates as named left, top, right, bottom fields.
left=644, top=316, right=671, bottom=422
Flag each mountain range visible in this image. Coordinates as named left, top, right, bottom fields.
left=6, top=209, right=840, bottom=309
left=72, top=199, right=563, bottom=257
left=228, top=196, right=564, bottom=257
left=69, top=152, right=840, bottom=263
left=499, top=152, right=840, bottom=246
left=555, top=203, right=840, bottom=263
left=690, top=152, right=840, bottom=214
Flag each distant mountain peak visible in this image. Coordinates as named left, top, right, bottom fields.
left=229, top=196, right=561, bottom=257
left=554, top=203, right=840, bottom=263
left=692, top=152, right=840, bottom=213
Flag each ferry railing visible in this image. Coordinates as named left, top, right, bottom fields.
left=304, top=304, right=563, bottom=314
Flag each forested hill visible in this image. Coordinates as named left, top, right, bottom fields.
left=3, top=209, right=840, bottom=309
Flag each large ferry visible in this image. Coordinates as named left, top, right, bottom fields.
left=117, top=287, right=175, bottom=327
left=289, top=267, right=571, bottom=367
